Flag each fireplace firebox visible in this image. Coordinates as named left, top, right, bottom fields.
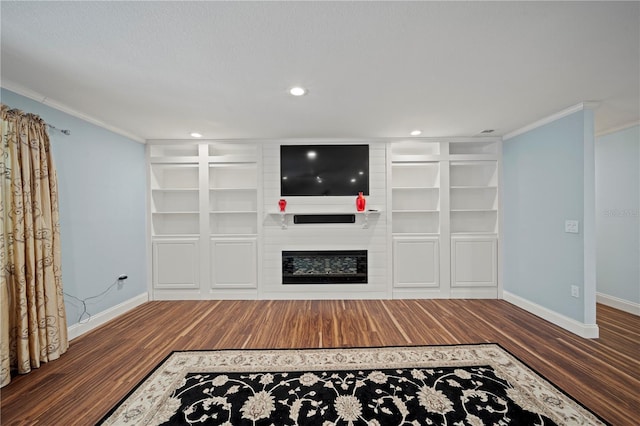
left=282, top=250, right=367, bottom=284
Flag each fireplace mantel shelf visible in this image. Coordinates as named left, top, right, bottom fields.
left=268, top=209, right=381, bottom=229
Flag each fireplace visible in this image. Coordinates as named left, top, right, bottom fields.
left=282, top=250, right=367, bottom=284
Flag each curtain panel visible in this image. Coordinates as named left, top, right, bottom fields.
left=1, top=105, right=68, bottom=388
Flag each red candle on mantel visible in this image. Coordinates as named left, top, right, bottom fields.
left=279, top=199, right=287, bottom=212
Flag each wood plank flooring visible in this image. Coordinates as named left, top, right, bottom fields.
left=1, top=300, right=638, bottom=425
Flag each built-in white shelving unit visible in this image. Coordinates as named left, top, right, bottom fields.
left=448, top=141, right=500, bottom=296
left=390, top=141, right=441, bottom=235
left=390, top=138, right=501, bottom=298
left=450, top=161, right=498, bottom=235
left=150, top=158, right=200, bottom=236
left=148, top=142, right=260, bottom=299
left=209, top=161, right=258, bottom=235
left=390, top=141, right=443, bottom=295
left=147, top=138, right=500, bottom=301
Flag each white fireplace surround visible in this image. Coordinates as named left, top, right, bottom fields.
left=261, top=142, right=389, bottom=299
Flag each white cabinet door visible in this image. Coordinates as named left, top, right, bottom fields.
left=451, top=236, right=497, bottom=288
left=210, top=238, right=257, bottom=288
left=393, top=237, right=439, bottom=288
left=152, top=238, right=200, bottom=289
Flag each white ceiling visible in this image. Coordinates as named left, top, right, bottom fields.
left=1, top=1, right=639, bottom=141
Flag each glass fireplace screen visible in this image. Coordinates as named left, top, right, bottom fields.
left=282, top=250, right=367, bottom=284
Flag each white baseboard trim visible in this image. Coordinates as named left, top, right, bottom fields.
left=67, top=293, right=149, bottom=341
left=503, top=291, right=599, bottom=338
left=596, top=292, right=640, bottom=316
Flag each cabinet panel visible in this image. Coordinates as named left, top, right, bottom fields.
left=393, top=237, right=439, bottom=288
left=210, top=238, right=257, bottom=288
left=451, top=237, right=497, bottom=287
left=153, top=239, right=200, bottom=289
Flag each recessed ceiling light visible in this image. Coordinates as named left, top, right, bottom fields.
left=480, top=129, right=495, bottom=134
left=410, top=130, right=422, bottom=136
left=289, top=87, right=307, bottom=96
left=307, top=150, right=317, bottom=159
left=190, top=132, right=202, bottom=138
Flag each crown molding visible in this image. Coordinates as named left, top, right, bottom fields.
left=1, top=81, right=146, bottom=144
left=503, top=102, right=600, bottom=141
left=595, top=120, right=640, bottom=137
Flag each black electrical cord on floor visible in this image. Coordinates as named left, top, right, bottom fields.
left=63, top=278, right=120, bottom=324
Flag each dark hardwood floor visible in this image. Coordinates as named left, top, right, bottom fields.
left=1, top=300, right=638, bottom=425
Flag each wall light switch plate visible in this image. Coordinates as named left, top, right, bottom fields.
left=571, top=285, right=580, bottom=298
left=565, top=220, right=579, bottom=234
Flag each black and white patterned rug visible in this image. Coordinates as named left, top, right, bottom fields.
left=99, top=344, right=607, bottom=425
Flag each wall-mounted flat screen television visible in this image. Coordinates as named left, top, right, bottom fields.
left=280, top=144, right=369, bottom=196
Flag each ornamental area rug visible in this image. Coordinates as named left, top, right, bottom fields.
left=99, top=344, right=608, bottom=426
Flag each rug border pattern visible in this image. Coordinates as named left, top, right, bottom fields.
left=98, top=343, right=608, bottom=425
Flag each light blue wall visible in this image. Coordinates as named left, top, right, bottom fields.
left=503, top=111, right=592, bottom=323
left=1, top=88, right=147, bottom=327
left=595, top=125, right=640, bottom=304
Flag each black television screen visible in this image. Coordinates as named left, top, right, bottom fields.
left=280, top=145, right=369, bottom=196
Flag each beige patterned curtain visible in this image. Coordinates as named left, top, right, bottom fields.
left=1, top=105, right=68, bottom=388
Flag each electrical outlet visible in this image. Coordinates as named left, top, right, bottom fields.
left=571, top=285, right=580, bottom=298
left=117, top=274, right=127, bottom=290
left=565, top=220, right=579, bottom=234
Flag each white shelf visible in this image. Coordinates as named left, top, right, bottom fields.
left=450, top=185, right=498, bottom=189
left=152, top=188, right=199, bottom=192
left=392, top=187, right=440, bottom=191
left=153, top=211, right=199, bottom=215
left=210, top=187, right=257, bottom=191
left=269, top=210, right=381, bottom=229
left=210, top=211, right=258, bottom=214
left=392, top=232, right=440, bottom=236
left=450, top=209, right=496, bottom=213
left=211, top=233, right=258, bottom=238
left=451, top=231, right=498, bottom=235
left=150, top=156, right=199, bottom=164
left=393, top=209, right=440, bottom=213
left=209, top=155, right=257, bottom=164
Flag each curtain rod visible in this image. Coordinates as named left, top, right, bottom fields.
left=2, top=103, right=72, bottom=136
left=47, top=124, right=71, bottom=136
